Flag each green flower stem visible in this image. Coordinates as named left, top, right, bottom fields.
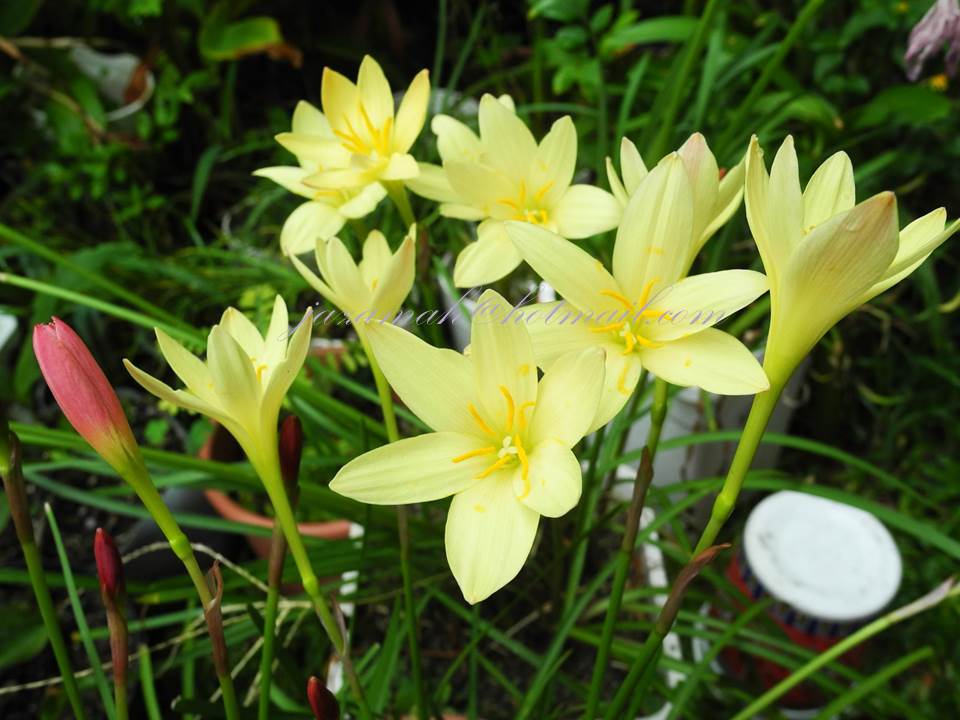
left=2, top=433, right=86, bottom=719
left=385, top=181, right=417, bottom=228
left=692, top=376, right=786, bottom=556
left=257, top=521, right=287, bottom=720
left=124, top=468, right=240, bottom=720
left=646, top=378, right=669, bottom=455
left=732, top=579, right=959, bottom=720
left=115, top=672, right=129, bottom=720
left=361, top=333, right=428, bottom=720
left=583, top=450, right=654, bottom=719
left=255, top=460, right=372, bottom=720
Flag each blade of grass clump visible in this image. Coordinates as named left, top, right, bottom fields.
left=614, top=55, right=651, bottom=143
left=138, top=644, right=163, bottom=720
left=812, top=646, right=934, bottom=720
left=44, top=503, right=116, bottom=720
left=716, top=0, right=828, bottom=156
left=441, top=3, right=488, bottom=112
left=641, top=0, right=723, bottom=162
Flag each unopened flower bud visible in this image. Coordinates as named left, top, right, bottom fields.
left=94, top=528, right=125, bottom=599
left=33, top=318, right=145, bottom=479
left=307, top=675, right=340, bottom=720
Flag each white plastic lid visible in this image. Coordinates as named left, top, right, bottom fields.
left=743, top=491, right=902, bottom=623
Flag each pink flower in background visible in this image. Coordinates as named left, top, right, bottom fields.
left=33, top=318, right=144, bottom=476
left=905, top=0, right=960, bottom=80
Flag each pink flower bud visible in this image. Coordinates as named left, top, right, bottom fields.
left=94, top=528, right=125, bottom=598
left=307, top=676, right=340, bottom=720
left=33, top=318, right=144, bottom=476
left=278, top=415, right=304, bottom=490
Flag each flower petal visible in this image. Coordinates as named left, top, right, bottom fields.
left=357, top=55, right=393, bottom=128
left=405, top=162, right=459, bottom=203
left=262, top=308, right=312, bottom=424
left=444, top=159, right=514, bottom=213
left=393, top=69, right=430, bottom=153
left=379, top=153, right=420, bottom=180
left=553, top=185, right=621, bottom=239
left=638, top=328, right=769, bottom=395
left=207, top=324, right=261, bottom=423
left=291, top=100, right=332, bottom=137
left=279, top=202, right=345, bottom=256
left=290, top=253, right=344, bottom=310
left=529, top=116, right=576, bottom=206
left=324, top=236, right=371, bottom=315
left=275, top=135, right=351, bottom=168
left=613, top=154, right=694, bottom=297
left=515, top=439, right=581, bottom=518
left=359, top=230, right=392, bottom=288
left=253, top=166, right=315, bottom=198
left=124, top=359, right=229, bottom=425
left=471, top=289, right=537, bottom=426
left=678, top=133, right=720, bottom=245
left=864, top=213, right=959, bottom=302
left=338, top=183, right=387, bottom=218
left=432, top=114, right=484, bottom=163
left=591, top=347, right=643, bottom=432
left=331, top=431, right=487, bottom=504
left=620, top=137, right=647, bottom=195
left=446, top=474, right=540, bottom=603
left=371, top=231, right=415, bottom=318
left=528, top=347, right=604, bottom=447
left=745, top=135, right=789, bottom=287
left=642, top=270, right=769, bottom=342
left=506, top=222, right=624, bottom=316
left=699, top=155, right=745, bottom=250
left=605, top=156, right=629, bottom=206
left=802, top=151, right=855, bottom=229
left=478, top=93, right=537, bottom=178
left=363, top=321, right=479, bottom=435
left=522, top=301, right=598, bottom=366
left=154, top=328, right=214, bottom=400
left=766, top=135, right=804, bottom=251
left=453, top=221, right=523, bottom=287
left=321, top=66, right=360, bottom=135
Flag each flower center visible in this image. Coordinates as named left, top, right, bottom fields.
left=496, top=179, right=554, bottom=225
left=333, top=105, right=393, bottom=157
left=451, top=385, right=535, bottom=496
left=590, top=281, right=663, bottom=394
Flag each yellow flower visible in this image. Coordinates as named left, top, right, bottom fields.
left=331, top=290, right=605, bottom=603
left=254, top=101, right=387, bottom=255
left=745, top=135, right=960, bottom=382
left=123, top=296, right=312, bottom=480
left=408, top=94, right=621, bottom=287
left=290, top=226, right=416, bottom=323
left=277, top=56, right=430, bottom=194
left=506, top=153, right=769, bottom=431
left=606, top=133, right=745, bottom=273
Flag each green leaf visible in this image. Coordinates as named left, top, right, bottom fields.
left=855, top=85, right=953, bottom=129
left=0, top=0, right=39, bottom=35
left=528, top=0, right=589, bottom=22
left=600, top=16, right=699, bottom=56
left=198, top=2, right=285, bottom=62
left=0, top=605, right=48, bottom=669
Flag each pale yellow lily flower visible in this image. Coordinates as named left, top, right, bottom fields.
left=745, top=135, right=960, bottom=383
left=123, top=296, right=312, bottom=481
left=331, top=290, right=605, bottom=603
left=407, top=93, right=620, bottom=287
left=278, top=56, right=429, bottom=193
left=254, top=101, right=387, bottom=255
left=506, top=152, right=769, bottom=431
left=606, top=134, right=745, bottom=272
left=290, top=226, right=416, bottom=323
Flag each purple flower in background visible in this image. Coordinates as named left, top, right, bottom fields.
left=905, top=0, right=960, bottom=80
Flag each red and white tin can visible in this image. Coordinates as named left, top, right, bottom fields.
left=714, top=491, right=902, bottom=714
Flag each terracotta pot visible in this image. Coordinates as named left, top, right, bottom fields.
left=199, top=424, right=351, bottom=558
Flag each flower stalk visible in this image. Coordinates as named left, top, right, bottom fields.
left=258, top=416, right=302, bottom=720
left=1, top=432, right=86, bottom=719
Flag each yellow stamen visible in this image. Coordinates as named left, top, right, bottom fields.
left=380, top=116, right=393, bottom=150
left=621, top=332, right=636, bottom=355
left=534, top=180, right=554, bottom=202
left=452, top=446, right=496, bottom=463
left=514, top=435, right=530, bottom=481
left=255, top=364, right=268, bottom=382
left=517, top=179, right=527, bottom=204
left=358, top=104, right=378, bottom=141
left=637, top=277, right=660, bottom=309
left=638, top=309, right=662, bottom=319
left=591, top=321, right=626, bottom=334
left=468, top=402, right=495, bottom=436
left=634, top=335, right=662, bottom=349
left=600, top=289, right=634, bottom=311
left=518, top=401, right=536, bottom=430
left=476, top=454, right=512, bottom=479
left=499, top=385, right=516, bottom=432
left=497, top=196, right=521, bottom=211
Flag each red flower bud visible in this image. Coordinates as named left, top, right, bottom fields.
left=307, top=676, right=339, bottom=720
left=94, top=528, right=125, bottom=598
left=278, top=415, right=304, bottom=490
left=33, top=318, right=144, bottom=477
